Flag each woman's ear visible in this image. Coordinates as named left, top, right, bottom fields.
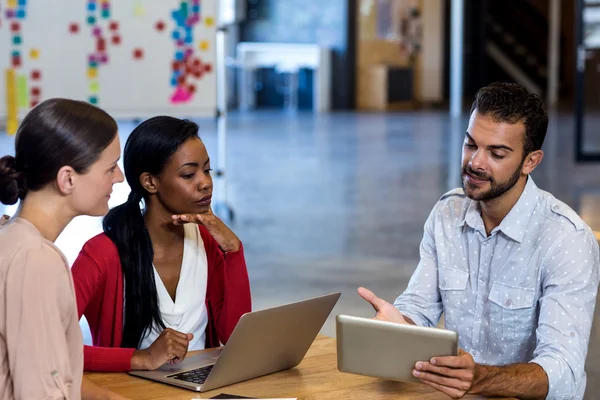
left=56, top=166, right=76, bottom=195
left=140, top=172, right=158, bottom=195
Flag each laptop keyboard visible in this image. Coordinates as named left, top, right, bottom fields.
left=168, top=364, right=214, bottom=385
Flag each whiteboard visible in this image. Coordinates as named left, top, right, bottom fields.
left=0, top=0, right=217, bottom=120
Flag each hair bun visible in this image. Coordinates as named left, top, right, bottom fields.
left=0, top=155, right=26, bottom=205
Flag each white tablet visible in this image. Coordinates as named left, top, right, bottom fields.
left=336, top=315, right=458, bottom=383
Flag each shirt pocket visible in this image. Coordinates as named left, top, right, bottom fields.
left=488, top=282, right=536, bottom=342
left=438, top=266, right=469, bottom=307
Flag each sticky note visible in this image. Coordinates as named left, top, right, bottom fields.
left=12, top=35, right=22, bottom=45
left=205, top=17, right=215, bottom=27
left=8, top=0, right=17, bottom=7
left=5, top=69, right=18, bottom=129
left=7, top=120, right=19, bottom=135
left=30, top=70, right=41, bottom=80
left=89, top=96, right=98, bottom=105
left=89, top=81, right=99, bottom=94
left=199, top=40, right=209, bottom=51
left=133, top=48, right=144, bottom=60
left=88, top=67, right=98, bottom=79
left=29, top=49, right=40, bottom=60
left=11, top=55, right=21, bottom=68
left=17, top=75, right=28, bottom=108
left=96, top=38, right=106, bottom=52
left=133, top=1, right=145, bottom=17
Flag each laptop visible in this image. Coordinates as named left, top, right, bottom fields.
left=129, top=292, right=341, bottom=392
left=336, top=315, right=458, bottom=383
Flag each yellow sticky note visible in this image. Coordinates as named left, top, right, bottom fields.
left=8, top=0, right=17, bottom=7
left=199, top=40, right=209, bottom=51
left=5, top=69, right=18, bottom=119
left=29, top=49, right=40, bottom=60
left=87, top=67, right=98, bottom=79
left=133, top=0, right=145, bottom=16
left=7, top=120, right=19, bottom=136
left=205, top=17, right=215, bottom=27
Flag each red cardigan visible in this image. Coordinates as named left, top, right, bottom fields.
left=71, top=225, right=251, bottom=372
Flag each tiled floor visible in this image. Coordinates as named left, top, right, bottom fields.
left=2, top=110, right=600, bottom=397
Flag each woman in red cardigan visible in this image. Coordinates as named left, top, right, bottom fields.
left=71, top=116, right=251, bottom=372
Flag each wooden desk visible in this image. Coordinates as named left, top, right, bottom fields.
left=86, top=335, right=507, bottom=399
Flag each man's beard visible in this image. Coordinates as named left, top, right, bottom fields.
left=461, top=159, right=524, bottom=201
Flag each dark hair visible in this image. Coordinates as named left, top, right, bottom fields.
left=470, top=82, right=548, bottom=155
left=0, top=98, right=117, bottom=205
left=102, top=116, right=199, bottom=348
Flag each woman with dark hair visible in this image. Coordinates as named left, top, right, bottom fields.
left=0, top=99, right=125, bottom=399
left=72, top=116, right=251, bottom=372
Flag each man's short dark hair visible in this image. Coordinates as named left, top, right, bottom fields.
left=470, top=82, right=548, bottom=155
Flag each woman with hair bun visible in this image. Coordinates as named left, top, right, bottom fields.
left=0, top=99, right=126, bottom=400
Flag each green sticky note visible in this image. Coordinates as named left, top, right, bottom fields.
left=89, top=81, right=99, bottom=94
left=17, top=75, right=28, bottom=109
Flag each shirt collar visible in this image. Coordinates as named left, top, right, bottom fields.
left=458, top=177, right=539, bottom=243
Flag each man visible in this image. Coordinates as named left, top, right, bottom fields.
left=359, top=82, right=599, bottom=399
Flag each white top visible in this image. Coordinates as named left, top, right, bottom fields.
left=139, top=223, right=209, bottom=351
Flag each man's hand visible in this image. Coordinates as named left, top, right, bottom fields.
left=357, top=287, right=412, bottom=324
left=412, top=349, right=476, bottom=399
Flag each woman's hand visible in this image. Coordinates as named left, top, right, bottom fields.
left=172, top=207, right=240, bottom=252
left=131, top=328, right=194, bottom=370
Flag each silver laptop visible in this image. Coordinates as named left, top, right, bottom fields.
left=336, top=315, right=458, bottom=383
left=129, top=292, right=341, bottom=392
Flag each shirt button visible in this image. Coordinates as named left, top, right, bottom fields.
left=441, top=280, right=446, bottom=288
left=505, top=299, right=512, bottom=307
left=552, top=204, right=559, bottom=211
left=571, top=332, right=576, bottom=337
